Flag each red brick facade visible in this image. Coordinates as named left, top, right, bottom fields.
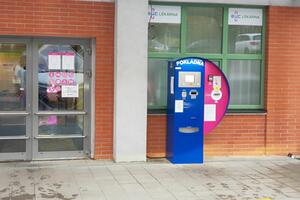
left=265, top=6, right=300, bottom=155
left=0, top=0, right=115, bottom=159
left=147, top=6, right=300, bottom=158
left=1, top=2, right=300, bottom=159
left=147, top=115, right=267, bottom=158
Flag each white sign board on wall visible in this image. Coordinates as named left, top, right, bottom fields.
left=228, top=8, right=263, bottom=26
left=148, top=5, right=181, bottom=24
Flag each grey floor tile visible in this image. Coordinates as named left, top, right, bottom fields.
left=0, top=157, right=298, bottom=200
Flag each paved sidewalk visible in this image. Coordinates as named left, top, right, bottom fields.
left=0, top=156, right=299, bottom=200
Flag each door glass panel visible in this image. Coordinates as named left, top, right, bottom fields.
left=0, top=140, right=26, bottom=153
left=0, top=116, right=26, bottom=136
left=227, top=60, right=261, bottom=105
left=38, top=115, right=83, bottom=136
left=38, top=44, right=84, bottom=111
left=0, top=43, right=26, bottom=111
left=38, top=138, right=83, bottom=152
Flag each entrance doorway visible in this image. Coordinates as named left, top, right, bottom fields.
left=0, top=37, right=92, bottom=160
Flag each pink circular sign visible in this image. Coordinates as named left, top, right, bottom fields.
left=204, top=60, right=230, bottom=135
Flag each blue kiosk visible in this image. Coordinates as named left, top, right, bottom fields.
left=167, top=57, right=205, bottom=164
left=167, top=57, right=230, bottom=164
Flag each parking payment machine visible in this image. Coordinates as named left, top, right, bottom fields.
left=167, top=57, right=230, bottom=164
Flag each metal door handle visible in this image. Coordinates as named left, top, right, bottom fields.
left=34, top=135, right=86, bottom=139
left=0, top=136, right=29, bottom=140
left=0, top=112, right=30, bottom=116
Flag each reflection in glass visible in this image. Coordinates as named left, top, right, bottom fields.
left=228, top=25, right=262, bottom=54
left=38, top=138, right=83, bottom=152
left=0, top=43, right=26, bottom=111
left=148, top=23, right=180, bottom=53
left=0, top=140, right=25, bottom=153
left=38, top=44, right=84, bottom=111
left=38, top=115, right=83, bottom=136
left=186, top=7, right=223, bottom=53
left=148, top=59, right=168, bottom=108
left=0, top=116, right=26, bottom=136
left=227, top=60, right=261, bottom=105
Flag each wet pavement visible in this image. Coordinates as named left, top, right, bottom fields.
left=0, top=156, right=299, bottom=200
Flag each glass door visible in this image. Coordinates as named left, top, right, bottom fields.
left=0, top=37, right=91, bottom=161
left=0, top=39, right=31, bottom=160
left=32, top=38, right=91, bottom=160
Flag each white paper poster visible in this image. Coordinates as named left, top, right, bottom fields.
left=175, top=100, right=183, bottom=113
left=61, top=85, right=79, bottom=98
left=148, top=5, right=181, bottom=24
left=48, top=53, right=61, bottom=70
left=213, top=76, right=222, bottom=89
left=228, top=8, right=263, bottom=26
left=62, top=53, right=75, bottom=70
left=204, top=104, right=216, bottom=122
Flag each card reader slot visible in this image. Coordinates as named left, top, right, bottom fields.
left=178, top=127, right=199, bottom=134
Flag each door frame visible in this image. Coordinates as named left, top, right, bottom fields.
left=0, top=36, right=93, bottom=161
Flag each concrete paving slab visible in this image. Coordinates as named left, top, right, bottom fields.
left=0, top=156, right=299, bottom=200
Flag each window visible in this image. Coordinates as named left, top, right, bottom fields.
left=148, top=59, right=168, bottom=109
left=186, top=7, right=223, bottom=53
left=227, top=60, right=261, bottom=105
left=148, top=5, right=265, bottom=111
left=148, top=24, right=180, bottom=53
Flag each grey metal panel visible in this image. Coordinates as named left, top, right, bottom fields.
left=0, top=37, right=31, bottom=43
left=90, top=38, right=96, bottom=159
left=0, top=153, right=26, bottom=161
left=33, top=38, right=89, bottom=46
left=32, top=39, right=39, bottom=160
left=26, top=38, right=33, bottom=161
left=34, top=151, right=85, bottom=160
left=83, top=40, right=92, bottom=157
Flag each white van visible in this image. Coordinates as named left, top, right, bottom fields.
left=235, top=33, right=261, bottom=53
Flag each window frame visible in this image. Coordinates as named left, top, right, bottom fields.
left=148, top=3, right=266, bottom=111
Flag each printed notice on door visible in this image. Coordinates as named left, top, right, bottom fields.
left=48, top=52, right=61, bottom=70
left=61, top=85, right=79, bottom=98
left=62, top=53, right=75, bottom=70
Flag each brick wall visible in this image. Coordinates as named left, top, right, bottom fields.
left=2, top=1, right=300, bottom=159
left=147, top=115, right=266, bottom=158
left=204, top=115, right=266, bottom=156
left=147, top=115, right=167, bottom=158
left=0, top=0, right=115, bottom=159
left=147, top=6, right=300, bottom=158
left=266, top=6, right=300, bottom=155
